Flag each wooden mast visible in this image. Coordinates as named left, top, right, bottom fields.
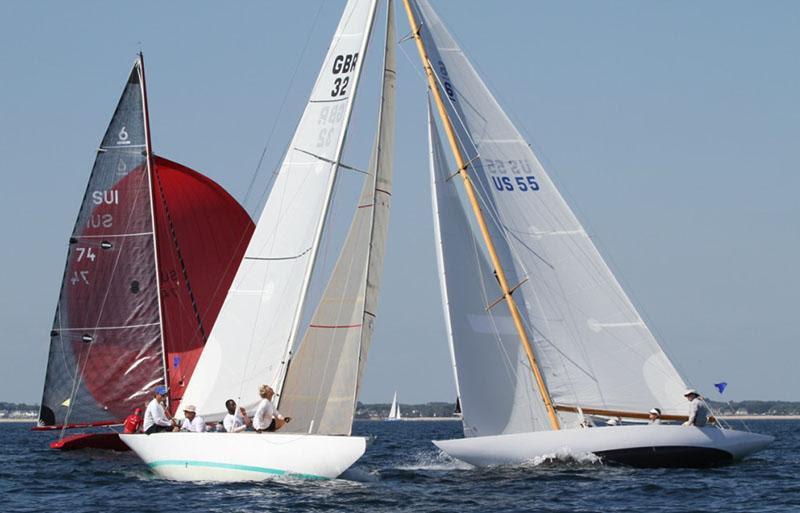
left=402, top=0, right=560, bottom=431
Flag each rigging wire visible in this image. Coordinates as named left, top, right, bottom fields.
left=241, top=1, right=327, bottom=214
left=423, top=31, right=692, bottom=416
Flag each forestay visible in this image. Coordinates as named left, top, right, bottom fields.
left=429, top=105, right=549, bottom=436
left=181, top=0, right=379, bottom=420
left=279, top=0, right=395, bottom=436
left=39, top=60, right=164, bottom=427
left=412, top=0, right=688, bottom=422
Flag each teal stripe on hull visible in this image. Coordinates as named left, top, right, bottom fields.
left=147, top=460, right=328, bottom=480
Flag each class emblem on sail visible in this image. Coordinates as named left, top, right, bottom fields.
left=405, top=0, right=772, bottom=467
left=37, top=55, right=255, bottom=443
left=121, top=0, right=396, bottom=481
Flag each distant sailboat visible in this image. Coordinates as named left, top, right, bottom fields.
left=386, top=392, right=401, bottom=421
left=122, top=0, right=396, bottom=481
left=35, top=54, right=254, bottom=451
left=405, top=0, right=772, bottom=467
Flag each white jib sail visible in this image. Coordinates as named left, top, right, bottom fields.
left=412, top=0, right=688, bottom=423
left=428, top=104, right=550, bottom=436
left=278, top=0, right=396, bottom=436
left=388, top=392, right=400, bottom=419
left=181, top=0, right=379, bottom=419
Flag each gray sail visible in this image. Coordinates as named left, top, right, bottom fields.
left=38, top=58, right=164, bottom=427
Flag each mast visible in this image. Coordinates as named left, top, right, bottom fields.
left=402, top=0, right=560, bottom=430
left=275, top=0, right=380, bottom=402
left=138, top=52, right=169, bottom=398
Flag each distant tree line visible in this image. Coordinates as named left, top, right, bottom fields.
left=708, top=400, right=800, bottom=415
left=355, top=400, right=800, bottom=419
left=355, top=401, right=458, bottom=419
left=3, top=400, right=800, bottom=419
left=0, top=402, right=38, bottom=412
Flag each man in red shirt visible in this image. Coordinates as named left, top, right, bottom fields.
left=123, top=407, right=143, bottom=434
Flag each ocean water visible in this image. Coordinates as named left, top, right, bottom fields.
left=2, top=420, right=797, bottom=513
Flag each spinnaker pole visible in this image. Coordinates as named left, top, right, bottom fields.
left=402, top=0, right=560, bottom=430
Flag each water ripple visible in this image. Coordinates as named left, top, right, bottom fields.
left=1, top=419, right=796, bottom=513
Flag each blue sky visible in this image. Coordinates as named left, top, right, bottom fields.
left=1, top=1, right=798, bottom=405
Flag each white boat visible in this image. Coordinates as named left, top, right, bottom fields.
left=403, top=0, right=772, bottom=467
left=386, top=392, right=401, bottom=421
left=122, top=0, right=396, bottom=481
left=435, top=425, right=773, bottom=468
left=121, top=433, right=365, bottom=481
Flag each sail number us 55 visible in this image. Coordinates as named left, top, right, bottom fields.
left=485, top=159, right=540, bottom=192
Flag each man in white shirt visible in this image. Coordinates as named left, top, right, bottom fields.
left=178, top=405, right=205, bottom=433
left=253, top=385, right=291, bottom=433
left=222, top=399, right=250, bottom=433
left=143, top=386, right=175, bottom=434
left=682, top=389, right=709, bottom=427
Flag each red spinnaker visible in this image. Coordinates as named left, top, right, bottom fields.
left=152, top=156, right=254, bottom=413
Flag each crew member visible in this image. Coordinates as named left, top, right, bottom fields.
left=143, top=386, right=175, bottom=434
left=123, top=407, right=143, bottom=434
left=178, top=405, right=205, bottom=433
left=682, top=389, right=709, bottom=427
left=253, top=385, right=292, bottom=433
left=222, top=399, right=250, bottom=433
left=648, top=407, right=662, bottom=425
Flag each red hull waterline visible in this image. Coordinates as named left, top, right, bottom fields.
left=50, top=433, right=130, bottom=452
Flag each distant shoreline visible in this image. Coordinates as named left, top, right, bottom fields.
left=5, top=415, right=800, bottom=425
left=719, top=415, right=800, bottom=420
left=360, top=415, right=800, bottom=422
left=358, top=417, right=461, bottom=422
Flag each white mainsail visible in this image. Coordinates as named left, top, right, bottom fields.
left=428, top=104, right=550, bottom=436
left=387, top=392, right=401, bottom=420
left=412, top=0, right=688, bottom=434
left=181, top=0, right=379, bottom=419
left=279, top=0, right=396, bottom=436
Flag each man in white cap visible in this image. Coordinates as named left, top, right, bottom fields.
left=143, top=386, right=175, bottom=434
left=178, top=405, right=205, bottom=433
left=682, top=389, right=709, bottom=427
left=648, top=408, right=662, bottom=425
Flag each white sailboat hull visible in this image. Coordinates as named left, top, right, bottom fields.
left=434, top=425, right=773, bottom=468
left=120, top=432, right=366, bottom=481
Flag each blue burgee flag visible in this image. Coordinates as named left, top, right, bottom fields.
left=173, top=356, right=181, bottom=369
left=714, top=382, right=727, bottom=394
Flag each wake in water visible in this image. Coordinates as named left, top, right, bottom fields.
left=395, top=448, right=473, bottom=472
left=521, top=447, right=603, bottom=467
